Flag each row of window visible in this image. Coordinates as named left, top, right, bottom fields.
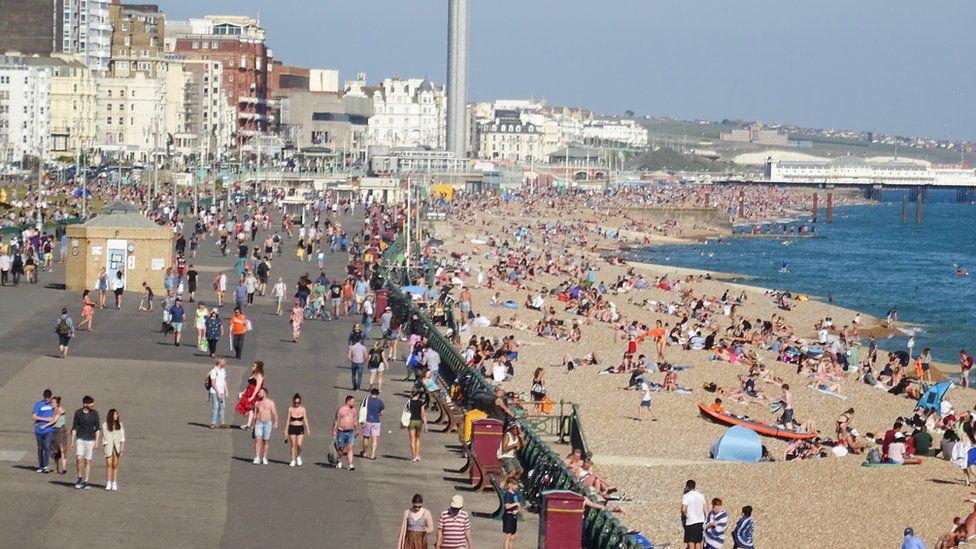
left=191, top=42, right=222, bottom=50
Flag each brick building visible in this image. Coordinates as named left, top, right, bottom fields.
left=0, top=0, right=64, bottom=56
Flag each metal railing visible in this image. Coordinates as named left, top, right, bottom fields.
left=379, top=236, right=637, bottom=549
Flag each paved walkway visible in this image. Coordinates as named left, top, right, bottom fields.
left=0, top=213, right=534, bottom=548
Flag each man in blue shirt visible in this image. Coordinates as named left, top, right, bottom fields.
left=360, top=388, right=385, bottom=460
left=31, top=389, right=55, bottom=473
left=170, top=298, right=186, bottom=346
left=502, top=478, right=521, bottom=549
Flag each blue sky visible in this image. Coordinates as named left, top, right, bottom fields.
left=159, top=0, right=976, bottom=140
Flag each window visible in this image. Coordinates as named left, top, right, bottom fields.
left=192, top=42, right=200, bottom=49
left=107, top=117, right=112, bottom=125
left=211, top=42, right=218, bottom=49
left=107, top=104, right=112, bottom=111
left=202, top=42, right=209, bottom=49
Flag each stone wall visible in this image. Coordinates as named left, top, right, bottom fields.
left=623, top=207, right=732, bottom=234
left=65, top=226, right=172, bottom=293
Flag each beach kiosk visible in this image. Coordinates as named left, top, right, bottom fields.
left=65, top=201, right=172, bottom=293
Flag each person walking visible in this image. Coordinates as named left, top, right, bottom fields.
left=397, top=493, right=434, bottom=549
left=681, top=479, right=707, bottom=549
left=0, top=248, right=10, bottom=286
left=284, top=393, right=310, bottom=467
left=78, top=290, right=96, bottom=332
left=731, top=506, right=755, bottom=549
left=111, top=269, right=125, bottom=309
left=229, top=307, right=249, bottom=359
left=54, top=307, right=75, bottom=359
left=204, top=309, right=223, bottom=358
left=348, top=338, right=367, bottom=391
left=214, top=271, right=227, bottom=307
left=361, top=294, right=374, bottom=339
left=101, top=408, right=125, bottom=491
left=248, top=388, right=278, bottom=465
left=289, top=300, right=304, bottom=343
left=70, top=395, right=100, bottom=490
left=31, top=389, right=55, bottom=473
left=96, top=267, right=109, bottom=308
left=332, top=395, right=359, bottom=470
left=170, top=297, right=186, bottom=346
left=48, top=396, right=68, bottom=474
left=434, top=495, right=472, bottom=549
left=367, top=341, right=388, bottom=392
left=244, top=271, right=257, bottom=307
left=406, top=389, right=428, bottom=462
left=360, top=388, right=384, bottom=460
left=235, top=361, right=265, bottom=429
left=208, top=359, right=229, bottom=429
left=273, top=277, right=286, bottom=315
left=194, top=302, right=208, bottom=348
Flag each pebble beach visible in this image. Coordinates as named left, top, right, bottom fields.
left=430, top=195, right=974, bottom=548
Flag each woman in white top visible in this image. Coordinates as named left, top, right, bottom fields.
left=112, top=270, right=126, bottom=310
left=102, top=408, right=125, bottom=491
left=272, top=277, right=287, bottom=315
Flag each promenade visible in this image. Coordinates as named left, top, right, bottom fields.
left=0, top=213, right=529, bottom=548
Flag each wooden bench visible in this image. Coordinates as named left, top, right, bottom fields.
left=426, top=387, right=465, bottom=435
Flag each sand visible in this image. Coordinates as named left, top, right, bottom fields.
left=433, top=198, right=973, bottom=548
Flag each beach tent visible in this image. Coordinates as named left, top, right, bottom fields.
left=918, top=382, right=952, bottom=416
left=709, top=425, right=762, bottom=463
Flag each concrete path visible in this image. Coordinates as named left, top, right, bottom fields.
left=0, top=213, right=534, bottom=549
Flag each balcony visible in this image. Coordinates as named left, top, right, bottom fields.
left=238, top=112, right=266, bottom=121
left=238, top=96, right=266, bottom=105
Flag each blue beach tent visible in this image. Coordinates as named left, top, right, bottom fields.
left=709, top=425, right=762, bottom=463
left=918, top=382, right=952, bottom=415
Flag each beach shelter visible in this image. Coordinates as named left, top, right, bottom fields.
left=709, top=425, right=762, bottom=463
left=918, top=382, right=952, bottom=416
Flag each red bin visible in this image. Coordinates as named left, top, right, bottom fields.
left=469, top=418, right=503, bottom=486
left=538, top=490, right=585, bottom=549
left=374, top=289, right=389, bottom=321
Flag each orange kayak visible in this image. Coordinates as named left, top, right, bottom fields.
left=698, top=403, right=818, bottom=440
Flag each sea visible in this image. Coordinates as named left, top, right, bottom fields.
left=634, top=191, right=976, bottom=365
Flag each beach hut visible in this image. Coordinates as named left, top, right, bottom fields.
left=709, top=425, right=762, bottom=463
left=918, top=382, right=952, bottom=416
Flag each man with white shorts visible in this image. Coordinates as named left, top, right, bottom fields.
left=70, top=396, right=100, bottom=490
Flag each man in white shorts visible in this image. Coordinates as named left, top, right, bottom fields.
left=70, top=395, right=101, bottom=490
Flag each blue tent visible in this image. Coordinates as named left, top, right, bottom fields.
left=918, top=382, right=952, bottom=416
left=709, top=425, right=762, bottom=463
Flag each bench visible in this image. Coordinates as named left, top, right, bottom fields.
left=426, top=387, right=465, bottom=435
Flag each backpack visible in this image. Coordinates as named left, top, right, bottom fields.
left=204, top=371, right=213, bottom=391
left=56, top=318, right=70, bottom=335
left=866, top=448, right=882, bottom=464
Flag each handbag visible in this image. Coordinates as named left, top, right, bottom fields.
left=198, top=338, right=209, bottom=352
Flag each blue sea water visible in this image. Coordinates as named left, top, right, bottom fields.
left=635, top=196, right=976, bottom=364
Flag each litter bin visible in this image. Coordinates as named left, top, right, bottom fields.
left=538, top=490, right=585, bottom=549
left=374, top=289, right=388, bottom=322
left=469, top=418, right=503, bottom=486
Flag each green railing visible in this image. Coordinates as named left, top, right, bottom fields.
left=379, top=236, right=637, bottom=549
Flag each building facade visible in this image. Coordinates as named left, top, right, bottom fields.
left=165, top=57, right=234, bottom=161
left=95, top=74, right=165, bottom=162
left=61, top=0, right=112, bottom=74
left=0, top=54, right=52, bottom=165
left=582, top=119, right=648, bottom=149
left=475, top=110, right=543, bottom=162
left=0, top=0, right=64, bottom=56
left=107, top=3, right=166, bottom=80
left=168, top=16, right=273, bottom=146
left=721, top=124, right=788, bottom=146
left=345, top=75, right=445, bottom=150
left=26, top=54, right=97, bottom=158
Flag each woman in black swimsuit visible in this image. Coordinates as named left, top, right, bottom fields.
left=284, top=393, right=310, bottom=467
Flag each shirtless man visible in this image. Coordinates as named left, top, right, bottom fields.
left=248, top=388, right=278, bottom=465
left=332, top=395, right=360, bottom=470
left=778, top=384, right=795, bottom=428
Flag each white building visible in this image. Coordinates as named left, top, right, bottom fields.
left=345, top=75, right=445, bottom=149
left=768, top=156, right=976, bottom=186
left=95, top=74, right=165, bottom=162
left=0, top=54, right=52, bottom=165
left=61, top=0, right=112, bottom=75
left=582, top=119, right=647, bottom=149
left=475, top=110, right=544, bottom=163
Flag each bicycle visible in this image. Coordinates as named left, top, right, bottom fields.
left=304, top=303, right=333, bottom=321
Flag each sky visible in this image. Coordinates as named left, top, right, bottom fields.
left=159, top=0, right=976, bottom=141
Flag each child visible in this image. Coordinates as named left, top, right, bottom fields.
left=732, top=506, right=754, bottom=549
left=637, top=380, right=654, bottom=421
left=139, top=282, right=154, bottom=312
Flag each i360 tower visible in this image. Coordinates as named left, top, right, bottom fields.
left=446, top=0, right=469, bottom=157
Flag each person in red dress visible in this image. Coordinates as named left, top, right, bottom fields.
left=235, top=361, right=265, bottom=430
left=78, top=290, right=96, bottom=332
